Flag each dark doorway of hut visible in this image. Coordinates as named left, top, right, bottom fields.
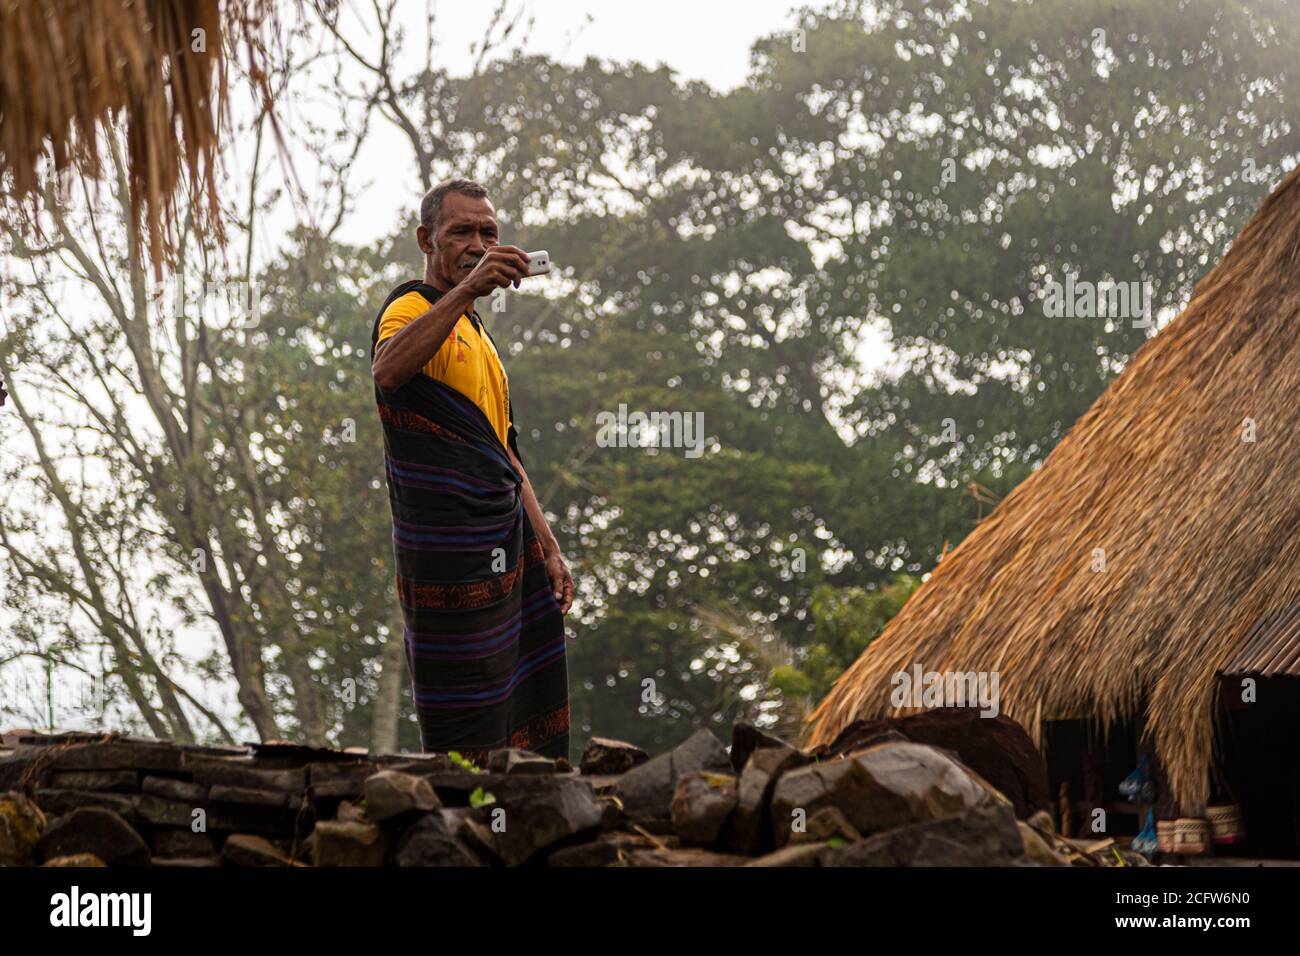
left=1045, top=717, right=1148, bottom=851
left=1044, top=680, right=1300, bottom=863
left=1214, top=674, right=1300, bottom=861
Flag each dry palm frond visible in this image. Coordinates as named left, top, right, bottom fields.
left=965, top=481, right=1002, bottom=520
left=805, top=165, right=1300, bottom=812
left=694, top=606, right=810, bottom=738
left=0, top=0, right=276, bottom=268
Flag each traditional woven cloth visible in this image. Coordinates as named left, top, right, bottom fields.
left=371, top=281, right=570, bottom=763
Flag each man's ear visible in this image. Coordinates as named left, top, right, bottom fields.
left=416, top=224, right=435, bottom=255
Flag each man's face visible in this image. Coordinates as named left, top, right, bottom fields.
left=418, top=192, right=499, bottom=290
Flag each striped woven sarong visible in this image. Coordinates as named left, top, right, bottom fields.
left=371, top=281, right=570, bottom=764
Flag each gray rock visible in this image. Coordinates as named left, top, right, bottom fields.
left=820, top=803, right=1025, bottom=866
left=7, top=731, right=107, bottom=747
left=371, top=753, right=454, bottom=772
left=574, top=773, right=623, bottom=796
left=337, top=800, right=367, bottom=823
left=487, top=749, right=558, bottom=775
left=208, top=784, right=297, bottom=809
left=204, top=801, right=305, bottom=837
left=153, top=828, right=215, bottom=858
left=721, top=744, right=809, bottom=854
left=1017, top=821, right=1069, bottom=867
left=393, top=810, right=485, bottom=867
left=363, top=770, right=440, bottom=824
left=1026, top=809, right=1054, bottom=833
left=0, top=749, right=46, bottom=791
left=389, top=771, right=509, bottom=805
left=673, top=729, right=732, bottom=777
left=51, top=740, right=183, bottom=774
left=579, top=737, right=648, bottom=775
left=463, top=777, right=604, bottom=866
left=34, top=790, right=195, bottom=831
left=612, top=751, right=673, bottom=821
left=770, top=741, right=1000, bottom=847
left=449, top=815, right=494, bottom=858
left=222, top=833, right=293, bottom=866
left=186, top=755, right=306, bottom=793
left=309, top=761, right=378, bottom=799
left=34, top=788, right=141, bottom=825
left=670, top=772, right=737, bottom=846
left=48, top=770, right=139, bottom=792
left=142, top=776, right=207, bottom=802
left=729, top=723, right=797, bottom=773
left=788, top=806, right=862, bottom=846
left=613, top=729, right=730, bottom=822
left=826, top=711, right=1051, bottom=819
left=37, top=807, right=150, bottom=866
left=175, top=741, right=252, bottom=759
left=547, top=840, right=619, bottom=867
left=135, top=794, right=202, bottom=828
left=312, top=820, right=391, bottom=867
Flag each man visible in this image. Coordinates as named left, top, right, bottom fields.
left=371, top=178, right=574, bottom=762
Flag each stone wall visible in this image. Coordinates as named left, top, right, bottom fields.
left=0, top=718, right=1104, bottom=867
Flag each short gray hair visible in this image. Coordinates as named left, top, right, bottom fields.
left=420, top=178, right=490, bottom=235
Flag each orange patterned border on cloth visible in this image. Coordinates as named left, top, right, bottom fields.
left=396, top=539, right=547, bottom=610
left=377, top=402, right=468, bottom=443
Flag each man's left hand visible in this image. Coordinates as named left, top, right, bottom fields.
left=545, top=548, right=574, bottom=615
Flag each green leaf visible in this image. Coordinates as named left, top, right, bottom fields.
left=448, top=751, right=480, bottom=774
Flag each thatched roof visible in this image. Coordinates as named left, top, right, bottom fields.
left=0, top=0, right=272, bottom=266
left=805, top=165, right=1300, bottom=811
left=1223, top=600, right=1300, bottom=677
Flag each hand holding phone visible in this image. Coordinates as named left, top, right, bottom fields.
left=460, top=246, right=531, bottom=297
left=525, top=250, right=551, bottom=276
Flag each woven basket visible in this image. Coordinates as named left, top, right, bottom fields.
left=1171, top=817, right=1212, bottom=855
left=1206, top=803, right=1246, bottom=845
left=1156, top=819, right=1177, bottom=854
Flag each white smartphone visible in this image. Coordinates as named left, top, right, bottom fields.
left=525, top=250, right=551, bottom=276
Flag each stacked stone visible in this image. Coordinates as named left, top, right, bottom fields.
left=0, top=719, right=1097, bottom=867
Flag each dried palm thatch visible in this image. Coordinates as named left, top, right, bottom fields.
left=0, top=0, right=273, bottom=267
left=805, top=165, right=1300, bottom=812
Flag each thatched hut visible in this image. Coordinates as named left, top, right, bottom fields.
left=805, top=165, right=1300, bottom=832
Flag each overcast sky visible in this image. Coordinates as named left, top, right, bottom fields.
left=313, top=0, right=807, bottom=246
left=429, top=0, right=800, bottom=87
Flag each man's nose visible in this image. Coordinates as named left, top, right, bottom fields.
left=465, top=234, right=488, bottom=255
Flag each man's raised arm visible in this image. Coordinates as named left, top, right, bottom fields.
left=372, top=245, right=530, bottom=391
left=371, top=285, right=476, bottom=391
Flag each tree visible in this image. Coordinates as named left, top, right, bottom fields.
left=770, top=575, right=921, bottom=709
left=0, top=37, right=417, bottom=747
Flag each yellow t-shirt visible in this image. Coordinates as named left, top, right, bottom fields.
left=376, top=291, right=513, bottom=448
